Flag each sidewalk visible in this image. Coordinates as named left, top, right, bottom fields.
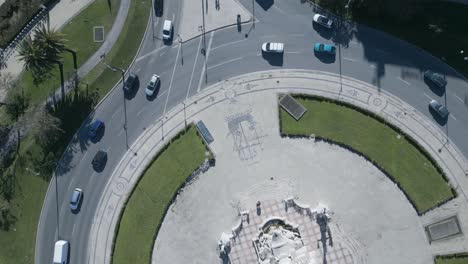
left=178, top=0, right=251, bottom=41
left=87, top=69, right=468, bottom=264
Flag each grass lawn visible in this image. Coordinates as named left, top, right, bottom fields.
left=112, top=126, right=209, bottom=264
left=435, top=253, right=468, bottom=264
left=16, top=0, right=120, bottom=106
left=82, top=0, right=151, bottom=98
left=353, top=1, right=468, bottom=78
left=280, top=96, right=454, bottom=214
left=0, top=137, right=49, bottom=264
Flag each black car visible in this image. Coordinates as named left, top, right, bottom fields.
left=123, top=73, right=138, bottom=94
left=92, top=150, right=108, bottom=171
left=424, top=70, right=447, bottom=89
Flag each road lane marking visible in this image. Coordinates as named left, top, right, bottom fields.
left=186, top=37, right=203, bottom=99
left=135, top=46, right=166, bottom=62
left=207, top=57, right=243, bottom=70
left=273, top=5, right=286, bottom=14
left=397, top=77, right=411, bottom=85
left=163, top=44, right=181, bottom=114
left=424, top=93, right=433, bottom=101
left=375, top=48, right=389, bottom=55
left=197, top=31, right=215, bottom=93
left=343, top=57, right=357, bottom=62
left=160, top=51, right=166, bottom=57
left=350, top=41, right=359, bottom=45
left=111, top=109, right=120, bottom=121
left=136, top=107, right=145, bottom=117
left=369, top=64, right=376, bottom=69
left=450, top=114, right=457, bottom=121
left=285, top=51, right=302, bottom=54
left=118, top=129, right=124, bottom=137
left=261, top=35, right=278, bottom=38
left=288, top=34, right=305, bottom=37
left=211, top=39, right=246, bottom=51
left=454, top=94, right=464, bottom=104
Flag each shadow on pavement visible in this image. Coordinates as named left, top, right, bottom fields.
left=428, top=106, right=449, bottom=126
left=424, top=78, right=446, bottom=97
left=256, top=0, right=273, bottom=11
left=262, top=52, right=283, bottom=66
left=313, top=22, right=333, bottom=40
left=314, top=51, right=335, bottom=64
left=154, top=0, right=163, bottom=17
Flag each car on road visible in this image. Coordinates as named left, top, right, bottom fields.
left=313, top=14, right=333, bottom=29
left=145, top=74, right=161, bottom=97
left=424, top=70, right=447, bottom=89
left=53, top=240, right=69, bottom=264
left=69, top=188, right=83, bottom=211
left=314, top=42, right=336, bottom=55
left=429, top=99, right=449, bottom=119
left=88, top=119, right=104, bottom=139
left=261, top=42, right=284, bottom=53
left=92, top=150, right=108, bottom=171
left=123, top=73, right=138, bottom=95
left=162, top=20, right=173, bottom=40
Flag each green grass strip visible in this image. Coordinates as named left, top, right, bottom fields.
left=16, top=0, right=120, bottom=106
left=435, top=252, right=468, bottom=264
left=280, top=96, right=454, bottom=214
left=112, top=126, right=209, bottom=264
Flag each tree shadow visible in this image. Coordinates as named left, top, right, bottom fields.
left=107, top=0, right=112, bottom=12
left=256, top=0, right=273, bottom=11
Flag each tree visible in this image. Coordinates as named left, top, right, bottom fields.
left=33, top=110, right=64, bottom=151
left=17, top=36, right=51, bottom=84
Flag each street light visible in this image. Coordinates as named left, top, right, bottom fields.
left=100, top=53, right=129, bottom=149
left=178, top=34, right=184, bottom=65
left=201, top=0, right=208, bottom=83
left=183, top=101, right=187, bottom=129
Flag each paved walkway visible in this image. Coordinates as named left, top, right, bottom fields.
left=178, top=0, right=251, bottom=41
left=87, top=70, right=468, bottom=264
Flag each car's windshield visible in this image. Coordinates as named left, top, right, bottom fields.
left=163, top=30, right=170, bottom=35
left=318, top=16, right=328, bottom=24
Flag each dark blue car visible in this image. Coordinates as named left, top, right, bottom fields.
left=88, top=119, right=104, bottom=139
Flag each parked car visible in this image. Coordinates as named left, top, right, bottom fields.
left=429, top=100, right=449, bottom=119
left=53, top=240, right=69, bottom=264
left=88, top=119, right=104, bottom=139
left=162, top=20, right=173, bottom=40
left=313, top=14, right=333, bottom=29
left=261, top=42, right=284, bottom=53
left=69, top=188, right=83, bottom=211
left=424, top=70, right=447, bottom=89
left=145, top=74, right=161, bottom=97
left=314, top=43, right=336, bottom=55
left=92, top=150, right=108, bottom=171
left=123, top=73, right=138, bottom=94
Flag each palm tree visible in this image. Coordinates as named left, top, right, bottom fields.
left=17, top=36, right=51, bottom=83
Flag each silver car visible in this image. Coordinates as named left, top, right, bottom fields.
left=313, top=14, right=333, bottom=29
left=429, top=100, right=449, bottom=119
left=70, top=188, right=83, bottom=211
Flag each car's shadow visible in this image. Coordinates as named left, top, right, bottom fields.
left=256, top=0, right=273, bottom=11
left=424, top=78, right=446, bottom=97
left=428, top=106, right=449, bottom=125
left=163, top=37, right=173, bottom=46
left=313, top=22, right=332, bottom=40
left=314, top=51, right=336, bottom=64
left=262, top=52, right=283, bottom=66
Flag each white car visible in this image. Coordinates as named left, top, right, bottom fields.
left=69, top=188, right=83, bottom=211
left=261, top=42, right=284, bottom=53
left=162, top=20, right=173, bottom=40
left=145, top=74, right=160, bottom=97
left=313, top=14, right=333, bottom=29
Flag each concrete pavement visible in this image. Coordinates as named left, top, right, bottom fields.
left=87, top=69, right=468, bottom=264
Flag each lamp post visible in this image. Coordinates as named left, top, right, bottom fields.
left=178, top=34, right=184, bottom=65
left=100, top=53, right=129, bottom=149
left=201, top=0, right=208, bottom=83
left=183, top=101, right=187, bottom=129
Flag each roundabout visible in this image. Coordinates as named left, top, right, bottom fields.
left=88, top=70, right=468, bottom=264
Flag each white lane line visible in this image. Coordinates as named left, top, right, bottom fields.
left=105, top=146, right=112, bottom=153
left=136, top=107, right=145, bottom=117
left=343, top=57, right=357, bottom=62
left=397, top=77, right=411, bottom=85
left=135, top=46, right=166, bottom=62
left=262, top=35, right=278, bottom=38
left=350, top=41, right=359, bottom=45
left=118, top=129, right=124, bottom=137
left=207, top=57, right=243, bottom=70
left=172, top=13, right=175, bottom=24
left=111, top=109, right=120, bottom=121
left=454, top=94, right=464, bottom=104
left=369, top=64, right=376, bottom=69
left=197, top=31, right=215, bottom=93
left=160, top=51, right=166, bottom=57
left=211, top=39, right=246, bottom=51
left=163, top=44, right=181, bottom=114
left=186, top=37, right=203, bottom=99
left=288, top=34, right=305, bottom=37
left=450, top=114, right=457, bottom=121
left=424, top=93, right=433, bottom=101
left=285, top=51, right=302, bottom=54
left=273, top=5, right=287, bottom=14
left=376, top=48, right=389, bottom=55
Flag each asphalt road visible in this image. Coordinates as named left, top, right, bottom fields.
left=35, top=0, right=468, bottom=263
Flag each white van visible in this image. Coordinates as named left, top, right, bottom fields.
left=162, top=20, right=173, bottom=40
left=53, top=240, right=69, bottom=264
